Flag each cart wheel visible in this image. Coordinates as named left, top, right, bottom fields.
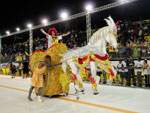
left=66, top=93, right=68, bottom=96
left=81, top=90, right=85, bottom=94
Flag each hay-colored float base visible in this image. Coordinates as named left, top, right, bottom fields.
left=30, top=43, right=70, bottom=96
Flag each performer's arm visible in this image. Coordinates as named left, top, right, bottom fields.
left=61, top=31, right=71, bottom=37
left=42, top=62, right=62, bottom=67
left=40, top=29, right=49, bottom=37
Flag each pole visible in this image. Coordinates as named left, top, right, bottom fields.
left=86, top=12, right=91, bottom=43
left=29, top=28, right=33, bottom=58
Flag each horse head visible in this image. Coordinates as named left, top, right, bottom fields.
left=104, top=16, right=118, bottom=49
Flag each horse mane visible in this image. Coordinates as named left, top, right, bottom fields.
left=88, top=26, right=110, bottom=46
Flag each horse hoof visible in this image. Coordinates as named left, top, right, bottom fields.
left=81, top=90, right=84, bottom=92
left=63, top=93, right=68, bottom=96
left=93, top=90, right=99, bottom=95
left=93, top=92, right=99, bottom=95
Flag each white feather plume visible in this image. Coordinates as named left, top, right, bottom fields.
left=104, top=18, right=111, bottom=27
left=108, top=15, right=115, bottom=25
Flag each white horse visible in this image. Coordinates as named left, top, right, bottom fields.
left=61, top=16, right=118, bottom=94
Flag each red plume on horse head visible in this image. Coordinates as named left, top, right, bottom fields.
left=115, top=20, right=122, bottom=27
left=48, top=27, right=58, bottom=36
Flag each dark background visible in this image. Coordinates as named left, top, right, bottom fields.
left=0, top=0, right=150, bottom=44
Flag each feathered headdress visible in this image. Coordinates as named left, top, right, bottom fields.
left=48, top=27, right=58, bottom=36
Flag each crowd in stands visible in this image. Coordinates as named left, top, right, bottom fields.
left=1, top=20, right=150, bottom=62
left=95, top=56, right=150, bottom=88
left=108, top=19, right=150, bottom=59
left=1, top=19, right=150, bottom=63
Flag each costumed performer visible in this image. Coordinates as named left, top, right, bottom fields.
left=40, top=28, right=70, bottom=48
left=28, top=55, right=62, bottom=102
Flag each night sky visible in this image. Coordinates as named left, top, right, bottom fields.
left=0, top=0, right=150, bottom=35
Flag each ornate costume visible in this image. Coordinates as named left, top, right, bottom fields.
left=47, top=28, right=62, bottom=48
left=30, top=62, right=47, bottom=88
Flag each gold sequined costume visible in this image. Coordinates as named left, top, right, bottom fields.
left=30, top=43, right=70, bottom=96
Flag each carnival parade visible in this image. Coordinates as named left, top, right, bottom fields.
left=0, top=0, right=150, bottom=113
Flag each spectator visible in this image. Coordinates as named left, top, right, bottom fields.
left=118, top=40, right=123, bottom=57
left=126, top=57, right=135, bottom=86
left=133, top=40, right=138, bottom=58
left=130, top=41, right=134, bottom=57
left=126, top=42, right=131, bottom=57
left=135, top=57, right=143, bottom=87
left=22, top=53, right=27, bottom=61
left=122, top=46, right=126, bottom=58
left=18, top=63, right=22, bottom=76
left=137, top=40, right=141, bottom=57
left=143, top=59, right=150, bottom=87
left=22, top=61, right=30, bottom=79
left=117, top=60, right=124, bottom=85
left=16, top=52, right=22, bottom=62
left=138, top=27, right=143, bottom=37
left=10, top=63, right=17, bottom=78
left=123, top=59, right=128, bottom=85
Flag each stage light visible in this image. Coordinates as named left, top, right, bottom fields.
left=42, top=19, right=48, bottom=25
left=16, top=27, right=20, bottom=32
left=85, top=4, right=93, bottom=11
left=60, top=12, right=68, bottom=20
left=6, top=31, right=10, bottom=35
left=27, top=23, right=32, bottom=28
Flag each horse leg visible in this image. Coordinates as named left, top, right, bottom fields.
left=90, top=61, right=99, bottom=95
left=68, top=61, right=83, bottom=91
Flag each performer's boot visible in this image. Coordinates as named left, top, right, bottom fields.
left=37, top=96, right=44, bottom=102
left=28, top=96, right=33, bottom=101
left=37, top=88, right=44, bottom=102
left=28, top=86, right=34, bottom=101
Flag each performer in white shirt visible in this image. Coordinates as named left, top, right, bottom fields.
left=40, top=28, right=70, bottom=48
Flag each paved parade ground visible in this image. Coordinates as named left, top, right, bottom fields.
left=0, top=75, right=150, bottom=113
